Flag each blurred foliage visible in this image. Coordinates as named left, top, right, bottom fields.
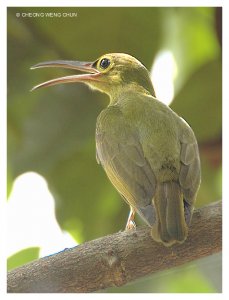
left=7, top=247, right=40, bottom=271
left=7, top=7, right=221, bottom=292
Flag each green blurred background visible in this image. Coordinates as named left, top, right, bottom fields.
left=7, top=7, right=222, bottom=292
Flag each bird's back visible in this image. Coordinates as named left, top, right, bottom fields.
left=112, top=92, right=182, bottom=180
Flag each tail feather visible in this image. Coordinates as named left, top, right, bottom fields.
left=152, top=181, right=188, bottom=246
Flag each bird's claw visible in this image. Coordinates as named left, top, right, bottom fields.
left=125, top=220, right=136, bottom=230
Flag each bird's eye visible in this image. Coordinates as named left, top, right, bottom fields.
left=100, top=58, right=110, bottom=69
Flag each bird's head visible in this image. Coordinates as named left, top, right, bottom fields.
left=31, top=53, right=155, bottom=99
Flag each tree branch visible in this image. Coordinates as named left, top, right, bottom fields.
left=7, top=201, right=222, bottom=293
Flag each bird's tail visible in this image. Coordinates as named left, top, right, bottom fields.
left=151, top=181, right=188, bottom=246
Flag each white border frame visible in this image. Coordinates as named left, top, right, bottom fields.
left=1, top=1, right=227, bottom=299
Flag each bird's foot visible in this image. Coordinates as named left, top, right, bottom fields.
left=125, top=220, right=136, bottom=230
left=125, top=208, right=136, bottom=230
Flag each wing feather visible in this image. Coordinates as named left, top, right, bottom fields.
left=179, top=127, right=201, bottom=206
left=96, top=108, right=157, bottom=226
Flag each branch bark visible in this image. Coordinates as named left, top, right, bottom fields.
left=7, top=201, right=222, bottom=293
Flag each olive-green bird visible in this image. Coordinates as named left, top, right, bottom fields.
left=31, top=53, right=201, bottom=246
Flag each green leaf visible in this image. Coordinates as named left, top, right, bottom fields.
left=171, top=59, right=222, bottom=142
left=163, top=268, right=216, bottom=293
left=7, top=247, right=40, bottom=271
left=161, top=7, right=220, bottom=91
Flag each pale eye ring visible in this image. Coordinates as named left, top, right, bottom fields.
left=100, top=58, right=110, bottom=69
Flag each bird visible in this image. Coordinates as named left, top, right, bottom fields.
left=31, top=53, right=201, bottom=246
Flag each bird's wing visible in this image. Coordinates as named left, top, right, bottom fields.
left=179, top=121, right=201, bottom=224
left=96, top=108, right=157, bottom=226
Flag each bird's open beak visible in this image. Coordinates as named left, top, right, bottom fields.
left=31, top=60, right=100, bottom=91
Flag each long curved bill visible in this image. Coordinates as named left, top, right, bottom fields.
left=31, top=60, right=100, bottom=91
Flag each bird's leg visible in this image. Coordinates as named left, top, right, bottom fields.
left=125, top=207, right=136, bottom=230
